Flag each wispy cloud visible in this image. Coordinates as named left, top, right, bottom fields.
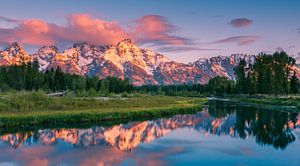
left=0, top=16, right=20, bottom=23
left=211, top=36, right=260, bottom=46
left=228, top=18, right=253, bottom=28
left=297, top=27, right=300, bottom=33
left=157, top=46, right=221, bottom=53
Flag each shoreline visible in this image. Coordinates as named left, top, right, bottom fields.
left=206, top=95, right=300, bottom=112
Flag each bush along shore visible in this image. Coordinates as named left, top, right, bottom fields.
left=0, top=91, right=206, bottom=129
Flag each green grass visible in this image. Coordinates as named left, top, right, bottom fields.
left=0, top=91, right=206, bottom=129
left=232, top=95, right=300, bottom=112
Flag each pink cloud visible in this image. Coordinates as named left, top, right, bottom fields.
left=0, top=14, right=128, bottom=47
left=64, top=14, right=128, bottom=45
left=0, top=20, right=53, bottom=46
left=0, top=14, right=192, bottom=49
left=131, top=15, right=192, bottom=46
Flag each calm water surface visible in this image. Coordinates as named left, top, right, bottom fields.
left=0, top=101, right=299, bottom=166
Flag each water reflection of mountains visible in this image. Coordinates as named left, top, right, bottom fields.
left=1, top=101, right=299, bottom=151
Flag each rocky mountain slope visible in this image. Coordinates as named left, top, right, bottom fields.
left=191, top=54, right=256, bottom=80
left=0, top=39, right=209, bottom=85
left=0, top=42, right=32, bottom=66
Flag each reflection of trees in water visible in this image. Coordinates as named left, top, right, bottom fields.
left=1, top=102, right=299, bottom=150
left=208, top=100, right=298, bottom=149
left=207, top=100, right=236, bottom=118
left=251, top=109, right=295, bottom=149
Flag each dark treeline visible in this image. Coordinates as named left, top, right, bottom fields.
left=0, top=59, right=133, bottom=95
left=136, top=76, right=235, bottom=96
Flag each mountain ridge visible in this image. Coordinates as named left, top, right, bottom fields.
left=0, top=40, right=210, bottom=85
left=0, top=40, right=299, bottom=85
left=190, top=54, right=256, bottom=80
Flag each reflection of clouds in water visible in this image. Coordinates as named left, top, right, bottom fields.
left=212, top=147, right=242, bottom=156
left=2, top=145, right=125, bottom=166
left=0, top=143, right=185, bottom=166
left=134, top=146, right=186, bottom=166
left=211, top=145, right=255, bottom=157
left=155, top=138, right=203, bottom=147
left=238, top=146, right=255, bottom=156
left=0, top=145, right=54, bottom=166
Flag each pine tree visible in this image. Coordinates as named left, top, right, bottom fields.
left=235, top=59, right=247, bottom=94
left=272, top=51, right=295, bottom=94
left=249, top=72, right=257, bottom=95
left=32, top=59, right=41, bottom=90
left=262, top=67, right=272, bottom=94
left=245, top=71, right=256, bottom=95
left=54, top=67, right=65, bottom=91
left=100, top=79, right=110, bottom=95
left=290, top=70, right=299, bottom=94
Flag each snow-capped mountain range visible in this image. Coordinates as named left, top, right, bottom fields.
left=0, top=39, right=298, bottom=85
left=0, top=39, right=211, bottom=85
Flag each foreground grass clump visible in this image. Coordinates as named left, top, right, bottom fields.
left=0, top=91, right=206, bottom=128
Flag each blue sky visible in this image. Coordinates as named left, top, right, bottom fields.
left=0, top=0, right=299, bottom=62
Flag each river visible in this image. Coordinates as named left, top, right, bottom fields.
left=0, top=100, right=299, bottom=166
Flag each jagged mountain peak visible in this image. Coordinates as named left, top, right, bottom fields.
left=0, top=42, right=32, bottom=66
left=4, top=42, right=26, bottom=56
left=9, top=42, right=22, bottom=50
left=115, top=38, right=139, bottom=54
left=32, top=46, right=59, bottom=71
left=71, top=42, right=110, bottom=53
left=117, top=38, right=133, bottom=46
left=38, top=46, right=59, bottom=54
left=72, top=42, right=97, bottom=50
left=72, top=42, right=90, bottom=47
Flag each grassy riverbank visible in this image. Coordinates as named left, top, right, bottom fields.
left=231, top=95, right=300, bottom=111
left=0, top=91, right=206, bottom=129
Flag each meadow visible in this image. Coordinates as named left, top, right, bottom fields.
left=0, top=91, right=206, bottom=129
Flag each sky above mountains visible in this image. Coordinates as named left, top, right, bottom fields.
left=0, top=0, right=299, bottom=63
